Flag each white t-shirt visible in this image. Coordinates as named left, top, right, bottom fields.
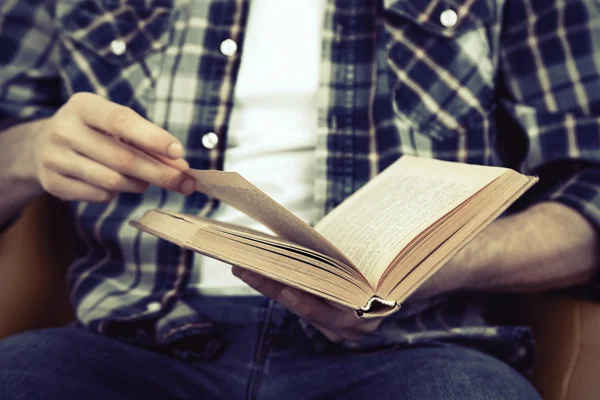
left=192, top=0, right=326, bottom=295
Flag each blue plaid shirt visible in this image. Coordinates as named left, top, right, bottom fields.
left=2, top=0, right=600, bottom=371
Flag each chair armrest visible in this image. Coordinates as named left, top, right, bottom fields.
left=0, top=195, right=75, bottom=339
left=519, top=294, right=600, bottom=400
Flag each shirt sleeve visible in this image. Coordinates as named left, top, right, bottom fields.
left=0, top=1, right=61, bottom=232
left=0, top=0, right=62, bottom=130
left=499, top=0, right=600, bottom=230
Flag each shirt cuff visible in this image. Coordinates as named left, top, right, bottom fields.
left=536, top=168, right=600, bottom=233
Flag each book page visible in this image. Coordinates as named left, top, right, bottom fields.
left=388, top=174, right=536, bottom=303
left=314, top=156, right=507, bottom=286
left=185, top=169, right=354, bottom=266
left=130, top=209, right=372, bottom=309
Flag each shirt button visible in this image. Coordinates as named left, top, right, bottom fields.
left=220, top=39, right=237, bottom=57
left=110, top=39, right=127, bottom=56
left=146, top=302, right=161, bottom=313
left=440, top=9, right=458, bottom=28
left=202, top=132, right=219, bottom=149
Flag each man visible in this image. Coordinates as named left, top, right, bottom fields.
left=0, top=0, right=598, bottom=398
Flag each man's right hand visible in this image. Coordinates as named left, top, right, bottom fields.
left=31, top=92, right=196, bottom=203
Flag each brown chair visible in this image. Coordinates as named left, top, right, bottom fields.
left=1, top=195, right=599, bottom=399
left=518, top=294, right=600, bottom=400
left=0, top=195, right=74, bottom=338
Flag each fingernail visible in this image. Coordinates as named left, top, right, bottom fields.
left=179, top=178, right=195, bottom=195
left=241, top=271, right=262, bottom=287
left=281, top=288, right=299, bottom=305
left=167, top=142, right=184, bottom=159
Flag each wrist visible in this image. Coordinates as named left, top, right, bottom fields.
left=18, top=120, right=45, bottom=182
left=1, top=120, right=45, bottom=196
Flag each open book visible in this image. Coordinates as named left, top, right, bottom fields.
left=131, top=156, right=537, bottom=318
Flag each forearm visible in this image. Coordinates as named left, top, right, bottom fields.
left=453, top=201, right=598, bottom=293
left=0, top=120, right=44, bottom=227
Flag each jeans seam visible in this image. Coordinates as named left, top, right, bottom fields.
left=245, top=300, right=274, bottom=400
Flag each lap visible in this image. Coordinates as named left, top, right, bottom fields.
left=361, top=346, right=540, bottom=400
left=0, top=326, right=216, bottom=400
left=0, top=325, right=541, bottom=400
left=266, top=344, right=541, bottom=400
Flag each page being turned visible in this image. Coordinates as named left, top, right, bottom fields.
left=185, top=169, right=353, bottom=266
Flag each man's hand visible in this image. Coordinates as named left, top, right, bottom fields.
left=31, top=92, right=196, bottom=203
left=232, top=266, right=384, bottom=342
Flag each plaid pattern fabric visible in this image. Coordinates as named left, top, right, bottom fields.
left=1, top=0, right=600, bottom=370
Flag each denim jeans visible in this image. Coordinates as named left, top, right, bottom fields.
left=0, top=296, right=540, bottom=399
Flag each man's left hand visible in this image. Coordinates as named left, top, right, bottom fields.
left=232, top=266, right=385, bottom=342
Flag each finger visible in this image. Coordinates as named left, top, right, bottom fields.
left=275, top=286, right=360, bottom=331
left=232, top=267, right=360, bottom=331
left=354, top=317, right=384, bottom=333
left=313, top=323, right=366, bottom=342
left=67, top=92, right=185, bottom=159
left=311, top=323, right=343, bottom=343
left=232, top=266, right=286, bottom=299
left=66, top=122, right=195, bottom=194
left=339, top=330, right=367, bottom=341
left=49, top=150, right=149, bottom=193
left=115, top=136, right=190, bottom=171
left=323, top=299, right=383, bottom=333
left=41, top=171, right=112, bottom=203
left=149, top=152, right=190, bottom=171
left=127, top=145, right=196, bottom=194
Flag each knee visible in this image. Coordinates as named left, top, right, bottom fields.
left=434, top=347, right=541, bottom=400
left=0, top=328, right=75, bottom=369
left=0, top=328, right=102, bottom=399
